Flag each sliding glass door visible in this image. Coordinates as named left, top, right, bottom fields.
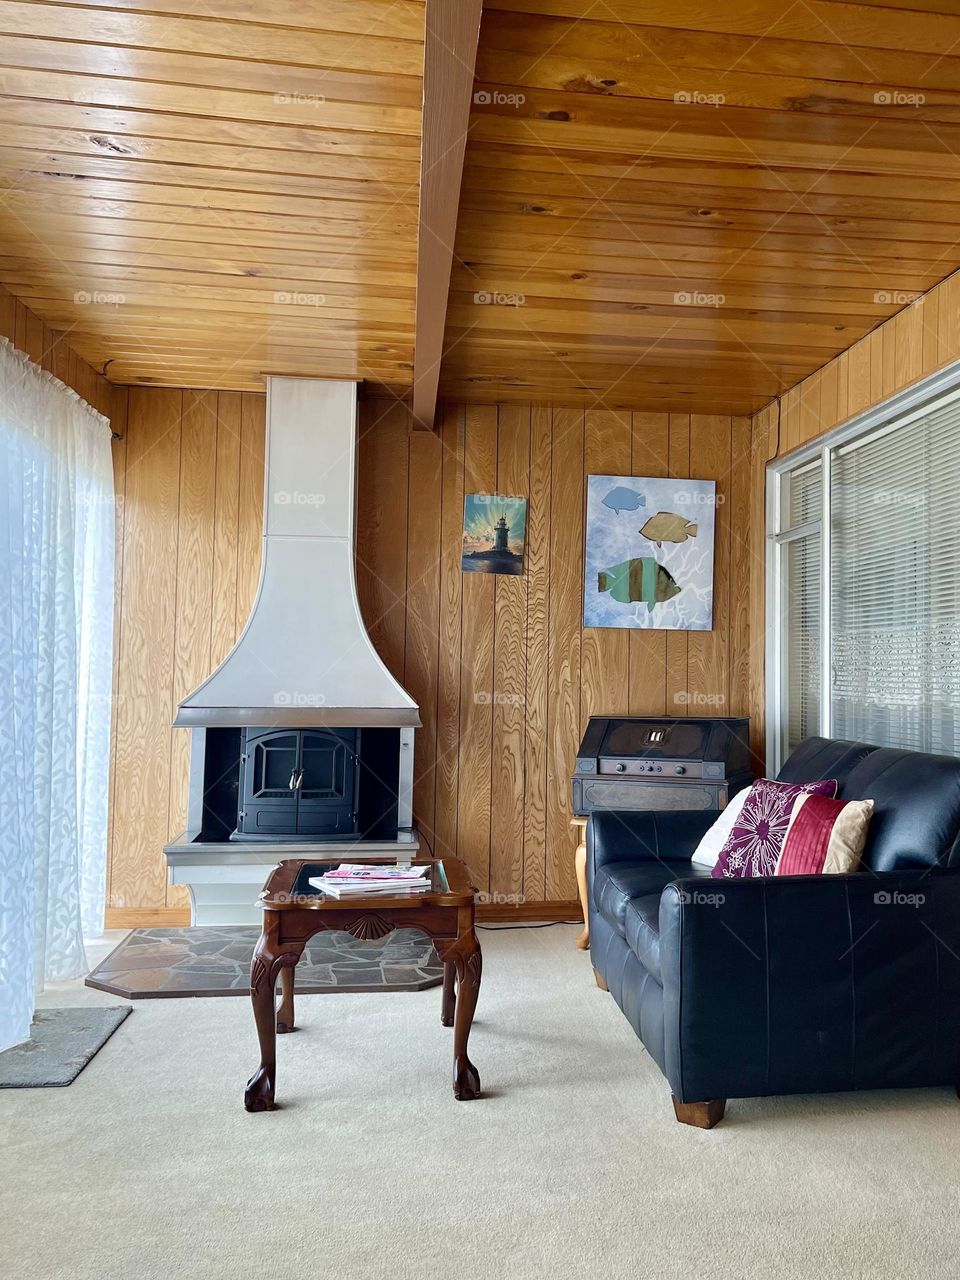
left=768, top=371, right=960, bottom=773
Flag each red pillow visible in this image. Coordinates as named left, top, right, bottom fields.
left=775, top=794, right=875, bottom=876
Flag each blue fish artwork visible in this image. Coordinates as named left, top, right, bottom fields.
left=602, top=485, right=646, bottom=516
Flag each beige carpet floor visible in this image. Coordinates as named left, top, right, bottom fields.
left=2, top=924, right=959, bottom=1280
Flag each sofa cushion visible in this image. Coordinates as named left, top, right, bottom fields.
left=776, top=737, right=877, bottom=789
left=594, top=860, right=711, bottom=937
left=624, top=893, right=662, bottom=981
left=841, top=747, right=960, bottom=870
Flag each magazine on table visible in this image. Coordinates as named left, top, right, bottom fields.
left=308, top=864, right=431, bottom=897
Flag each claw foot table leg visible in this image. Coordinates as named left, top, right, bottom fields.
left=446, top=929, right=482, bottom=1100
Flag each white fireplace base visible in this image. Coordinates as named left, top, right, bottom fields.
left=166, top=833, right=420, bottom=926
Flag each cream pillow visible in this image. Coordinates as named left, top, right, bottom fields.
left=690, top=787, right=751, bottom=867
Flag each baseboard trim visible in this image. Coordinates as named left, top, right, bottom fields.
left=105, top=907, right=192, bottom=929
left=476, top=900, right=581, bottom=924
left=105, top=902, right=582, bottom=929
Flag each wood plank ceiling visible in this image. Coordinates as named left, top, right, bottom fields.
left=1, top=1, right=960, bottom=413
left=0, top=0, right=424, bottom=391
left=441, top=0, right=960, bottom=413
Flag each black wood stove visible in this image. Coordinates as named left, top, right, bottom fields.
left=572, top=716, right=753, bottom=817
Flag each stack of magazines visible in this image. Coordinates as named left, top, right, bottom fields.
left=308, top=864, right=431, bottom=899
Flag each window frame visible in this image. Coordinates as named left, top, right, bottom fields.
left=766, top=356, right=960, bottom=775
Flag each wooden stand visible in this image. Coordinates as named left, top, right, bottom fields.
left=572, top=817, right=589, bottom=950
left=672, top=1096, right=726, bottom=1129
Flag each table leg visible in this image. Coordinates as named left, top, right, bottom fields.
left=445, top=930, right=482, bottom=1100
left=574, top=831, right=589, bottom=950
left=277, top=962, right=296, bottom=1035
left=244, top=915, right=299, bottom=1112
left=441, top=961, right=456, bottom=1027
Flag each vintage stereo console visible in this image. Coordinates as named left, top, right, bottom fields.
left=572, top=716, right=753, bottom=816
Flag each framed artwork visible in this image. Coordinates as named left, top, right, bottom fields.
left=583, top=475, right=716, bottom=630
left=461, top=493, right=527, bottom=575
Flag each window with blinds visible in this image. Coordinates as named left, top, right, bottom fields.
left=831, top=402, right=960, bottom=754
left=770, top=381, right=960, bottom=770
left=781, top=465, right=821, bottom=754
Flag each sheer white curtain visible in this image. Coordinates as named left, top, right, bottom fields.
left=0, top=337, right=115, bottom=1051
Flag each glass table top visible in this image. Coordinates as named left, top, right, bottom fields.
left=289, top=859, right=450, bottom=899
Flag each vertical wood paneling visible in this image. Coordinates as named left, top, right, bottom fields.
left=209, top=391, right=242, bottom=668
left=404, top=429, right=443, bottom=853
left=490, top=404, right=529, bottom=900
left=236, top=393, right=265, bottom=631
left=457, top=405, right=498, bottom=892
left=522, top=405, right=551, bottom=903
left=688, top=415, right=730, bottom=714
left=433, top=403, right=464, bottom=858
left=357, top=400, right=409, bottom=681
left=111, top=388, right=182, bottom=912
left=166, top=392, right=218, bottom=855
left=546, top=408, right=583, bottom=901
left=581, top=409, right=632, bottom=725
left=105, top=390, right=751, bottom=915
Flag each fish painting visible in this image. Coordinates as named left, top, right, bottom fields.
left=602, top=485, right=646, bottom=516
left=597, top=557, right=681, bottom=611
left=639, top=511, right=698, bottom=547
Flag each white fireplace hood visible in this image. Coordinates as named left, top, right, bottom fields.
left=175, top=377, right=420, bottom=729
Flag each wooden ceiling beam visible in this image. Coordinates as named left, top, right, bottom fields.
left=411, top=0, right=482, bottom=431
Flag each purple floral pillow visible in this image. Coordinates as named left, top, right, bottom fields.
left=711, top=777, right=839, bottom=879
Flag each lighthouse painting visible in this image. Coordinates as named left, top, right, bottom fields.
left=461, top=493, right=527, bottom=575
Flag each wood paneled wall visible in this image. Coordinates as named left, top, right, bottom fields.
left=747, top=267, right=960, bottom=768
left=106, top=390, right=755, bottom=922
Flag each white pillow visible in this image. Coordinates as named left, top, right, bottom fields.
left=690, top=787, right=751, bottom=867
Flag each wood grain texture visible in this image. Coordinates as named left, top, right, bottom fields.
left=0, top=1, right=426, bottom=391
left=103, top=391, right=753, bottom=914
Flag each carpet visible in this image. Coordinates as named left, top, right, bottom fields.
left=85, top=925, right=443, bottom=997
left=0, top=1007, right=130, bottom=1087
left=4, top=926, right=960, bottom=1280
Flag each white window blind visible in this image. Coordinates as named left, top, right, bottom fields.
left=831, top=401, right=960, bottom=754
left=782, top=465, right=821, bottom=753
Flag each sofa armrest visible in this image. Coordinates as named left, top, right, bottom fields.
left=587, top=809, right=717, bottom=881
left=659, top=869, right=960, bottom=1103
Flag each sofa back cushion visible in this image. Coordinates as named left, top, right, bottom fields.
left=840, top=748, right=960, bottom=870
left=776, top=737, right=877, bottom=790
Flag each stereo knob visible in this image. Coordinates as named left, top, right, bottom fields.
left=615, top=762, right=626, bottom=773
left=674, top=766, right=685, bottom=775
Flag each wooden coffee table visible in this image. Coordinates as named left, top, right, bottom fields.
left=244, top=857, right=482, bottom=1111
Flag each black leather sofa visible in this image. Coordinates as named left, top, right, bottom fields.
left=587, top=736, right=960, bottom=1127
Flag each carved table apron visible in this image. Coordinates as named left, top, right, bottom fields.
left=244, top=859, right=482, bottom=1111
